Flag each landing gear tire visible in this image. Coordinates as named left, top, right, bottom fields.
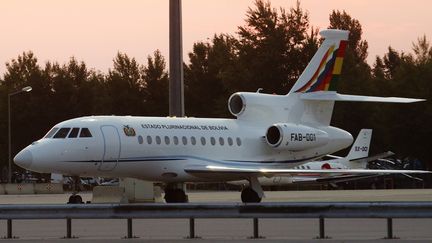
left=67, top=176, right=84, bottom=204
left=164, top=188, right=188, bottom=203
left=241, top=187, right=262, bottom=203
left=67, top=194, right=83, bottom=204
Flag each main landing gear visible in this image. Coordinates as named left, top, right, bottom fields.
left=162, top=179, right=264, bottom=203
left=241, top=187, right=262, bottom=203
left=240, top=177, right=264, bottom=203
left=164, top=183, right=189, bottom=203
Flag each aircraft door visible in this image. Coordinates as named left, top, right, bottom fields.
left=99, top=125, right=121, bottom=171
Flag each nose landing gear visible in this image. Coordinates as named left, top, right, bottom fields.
left=67, top=176, right=84, bottom=204
left=68, top=192, right=83, bottom=204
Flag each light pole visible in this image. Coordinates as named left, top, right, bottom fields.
left=8, top=86, right=32, bottom=183
left=169, top=0, right=184, bottom=117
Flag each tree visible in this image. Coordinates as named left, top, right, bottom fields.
left=412, top=35, right=432, bottom=65
left=47, top=58, right=101, bottom=120
left=379, top=37, right=432, bottom=163
left=185, top=34, right=237, bottom=117
left=185, top=0, right=319, bottom=117
left=142, top=50, right=169, bottom=116
left=383, top=47, right=403, bottom=81
left=105, top=53, right=146, bottom=115
left=231, top=0, right=316, bottom=94
left=372, top=56, right=386, bottom=80
left=2, top=52, right=52, bottom=172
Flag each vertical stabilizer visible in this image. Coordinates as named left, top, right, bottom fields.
left=346, top=129, right=372, bottom=160
left=340, top=129, right=372, bottom=169
left=286, top=29, right=349, bottom=125
left=289, top=30, right=349, bottom=94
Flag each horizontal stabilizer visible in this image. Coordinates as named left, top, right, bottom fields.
left=350, top=151, right=395, bottom=164
left=323, top=154, right=342, bottom=160
left=301, top=91, right=425, bottom=103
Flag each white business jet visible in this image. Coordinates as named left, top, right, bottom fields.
left=14, top=29, right=428, bottom=203
left=229, top=129, right=394, bottom=186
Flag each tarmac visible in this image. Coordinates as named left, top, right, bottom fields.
left=0, top=189, right=431, bottom=242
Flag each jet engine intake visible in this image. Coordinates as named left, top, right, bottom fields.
left=228, top=93, right=245, bottom=116
left=265, top=123, right=329, bottom=151
left=227, top=92, right=288, bottom=121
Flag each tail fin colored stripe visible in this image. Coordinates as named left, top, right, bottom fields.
left=295, top=40, right=348, bottom=93
left=329, top=40, right=348, bottom=91
left=295, top=46, right=334, bottom=93
left=308, top=52, right=338, bottom=91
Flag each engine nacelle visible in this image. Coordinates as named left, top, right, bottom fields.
left=265, top=123, right=329, bottom=151
left=227, top=92, right=287, bottom=121
left=227, top=93, right=246, bottom=116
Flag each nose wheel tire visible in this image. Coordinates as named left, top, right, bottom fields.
left=241, top=187, right=262, bottom=203
left=164, top=188, right=188, bottom=203
left=67, top=194, right=83, bottom=204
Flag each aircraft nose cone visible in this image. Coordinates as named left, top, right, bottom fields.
left=14, top=149, right=33, bottom=169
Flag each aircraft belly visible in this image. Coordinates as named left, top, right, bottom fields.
left=108, top=159, right=199, bottom=182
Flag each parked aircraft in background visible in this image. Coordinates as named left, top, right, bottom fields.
left=14, top=29, right=428, bottom=203
left=229, top=129, right=394, bottom=186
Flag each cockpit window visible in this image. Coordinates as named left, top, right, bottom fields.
left=53, top=128, right=71, bottom=139
left=68, top=128, right=80, bottom=138
left=44, top=127, right=59, bottom=138
left=79, top=128, right=92, bottom=138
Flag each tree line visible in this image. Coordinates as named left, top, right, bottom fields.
left=0, top=0, right=430, bottom=177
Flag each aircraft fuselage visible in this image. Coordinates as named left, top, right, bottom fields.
left=15, top=116, right=352, bottom=183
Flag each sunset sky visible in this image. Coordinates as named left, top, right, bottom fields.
left=1, top=0, right=431, bottom=75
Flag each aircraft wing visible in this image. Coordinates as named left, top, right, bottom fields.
left=290, top=174, right=380, bottom=184
left=185, top=165, right=431, bottom=177
left=300, top=92, right=425, bottom=103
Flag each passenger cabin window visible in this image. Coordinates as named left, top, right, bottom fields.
left=173, top=136, right=179, bottom=145
left=147, top=136, right=152, bottom=144
left=200, top=137, right=206, bottom=146
left=44, top=127, right=59, bottom=138
left=182, top=136, right=188, bottom=145
left=236, top=137, right=242, bottom=146
left=68, top=128, right=80, bottom=138
left=53, top=128, right=71, bottom=139
left=164, top=136, right=170, bottom=145
left=210, top=137, right=216, bottom=146
left=191, top=136, right=196, bottom=145
left=219, top=137, right=224, bottom=146
left=228, top=137, right=233, bottom=146
left=156, top=136, right=161, bottom=145
left=138, top=135, right=143, bottom=144
left=79, top=128, right=92, bottom=138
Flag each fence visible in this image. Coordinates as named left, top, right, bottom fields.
left=0, top=202, right=431, bottom=239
